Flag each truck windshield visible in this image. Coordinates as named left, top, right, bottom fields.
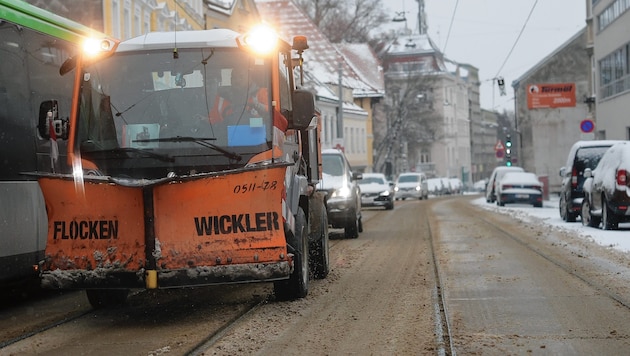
left=76, top=48, right=272, bottom=155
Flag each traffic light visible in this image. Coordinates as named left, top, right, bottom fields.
left=497, top=76, right=506, bottom=96
left=505, top=134, right=512, bottom=166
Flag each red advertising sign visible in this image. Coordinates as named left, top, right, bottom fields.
left=527, top=83, right=576, bottom=109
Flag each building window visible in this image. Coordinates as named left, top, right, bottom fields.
left=144, top=12, right=150, bottom=34
left=599, top=43, right=629, bottom=99
left=112, top=0, right=120, bottom=38
left=123, top=0, right=131, bottom=39
left=597, top=0, right=630, bottom=31
left=134, top=5, right=141, bottom=37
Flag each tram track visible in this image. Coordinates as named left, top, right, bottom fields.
left=431, top=197, right=630, bottom=354
left=425, top=208, right=455, bottom=356
left=477, top=214, right=630, bottom=311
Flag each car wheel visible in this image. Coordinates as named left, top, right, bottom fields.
left=581, top=198, right=600, bottom=227
left=385, top=201, right=394, bottom=210
left=602, top=195, right=618, bottom=230
left=309, top=199, right=330, bottom=280
left=560, top=194, right=577, bottom=222
left=274, top=208, right=309, bottom=300
left=344, top=209, right=359, bottom=239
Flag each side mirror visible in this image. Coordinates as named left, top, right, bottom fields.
left=352, top=172, right=362, bottom=181
left=290, top=89, right=316, bottom=130
left=559, top=167, right=566, bottom=177
left=38, top=100, right=69, bottom=140
left=583, top=168, right=593, bottom=179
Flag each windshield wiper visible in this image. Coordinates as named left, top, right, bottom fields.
left=135, top=136, right=242, bottom=162
left=86, top=147, right=175, bottom=162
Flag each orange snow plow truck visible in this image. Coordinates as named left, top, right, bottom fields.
left=32, top=26, right=329, bottom=308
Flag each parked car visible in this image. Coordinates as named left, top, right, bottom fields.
left=449, top=178, right=463, bottom=194
left=485, top=166, right=524, bottom=203
left=427, top=177, right=445, bottom=196
left=496, top=172, right=543, bottom=207
left=441, top=177, right=453, bottom=195
left=581, top=141, right=630, bottom=230
left=558, top=140, right=623, bottom=222
left=473, top=179, right=488, bottom=192
left=394, top=172, right=429, bottom=200
left=358, top=173, right=394, bottom=210
left=317, top=149, right=363, bottom=238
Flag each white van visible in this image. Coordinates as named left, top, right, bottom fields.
left=394, top=172, right=429, bottom=200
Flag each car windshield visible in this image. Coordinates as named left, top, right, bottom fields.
left=360, top=177, right=385, bottom=185
left=322, top=154, right=345, bottom=176
left=398, top=175, right=419, bottom=183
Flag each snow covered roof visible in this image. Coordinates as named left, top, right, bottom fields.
left=117, top=29, right=240, bottom=52
left=336, top=42, right=384, bottom=97
left=255, top=0, right=382, bottom=97
left=385, top=33, right=439, bottom=55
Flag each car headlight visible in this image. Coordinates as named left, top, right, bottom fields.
left=394, top=186, right=399, bottom=192
left=379, top=190, right=391, bottom=197
left=415, top=186, right=421, bottom=191
left=332, top=186, right=352, bottom=198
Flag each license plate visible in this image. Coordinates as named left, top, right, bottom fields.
left=515, top=194, right=529, bottom=199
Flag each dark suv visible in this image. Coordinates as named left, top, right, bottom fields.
left=581, top=141, right=630, bottom=230
left=558, top=140, right=622, bottom=222
left=317, top=149, right=363, bottom=238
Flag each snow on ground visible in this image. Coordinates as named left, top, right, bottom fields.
left=470, top=194, right=630, bottom=253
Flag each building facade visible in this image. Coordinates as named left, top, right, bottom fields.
left=377, top=32, right=474, bottom=184
left=512, top=29, right=590, bottom=193
left=589, top=0, right=630, bottom=140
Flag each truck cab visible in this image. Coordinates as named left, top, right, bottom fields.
left=34, top=27, right=328, bottom=307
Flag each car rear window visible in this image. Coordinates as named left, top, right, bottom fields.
left=575, top=146, right=610, bottom=172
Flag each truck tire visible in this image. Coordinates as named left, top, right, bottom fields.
left=86, top=289, right=129, bottom=309
left=310, top=199, right=330, bottom=279
left=274, top=208, right=309, bottom=300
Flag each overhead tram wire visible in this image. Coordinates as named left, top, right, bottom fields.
left=441, top=0, right=459, bottom=54
left=494, top=0, right=539, bottom=78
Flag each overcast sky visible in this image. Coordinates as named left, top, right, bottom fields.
left=383, top=0, right=586, bottom=112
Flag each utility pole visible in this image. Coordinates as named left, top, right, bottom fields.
left=337, top=59, right=344, bottom=140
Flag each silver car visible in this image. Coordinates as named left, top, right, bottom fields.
left=394, top=172, right=429, bottom=200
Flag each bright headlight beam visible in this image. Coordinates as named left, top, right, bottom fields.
left=243, top=25, right=278, bottom=54
left=83, top=38, right=112, bottom=57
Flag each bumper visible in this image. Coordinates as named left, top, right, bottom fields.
left=40, top=261, right=292, bottom=289
left=500, top=192, right=543, bottom=206
left=395, top=191, right=421, bottom=199
left=326, top=198, right=356, bottom=227
left=361, top=194, right=392, bottom=207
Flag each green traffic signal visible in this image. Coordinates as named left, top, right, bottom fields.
left=506, top=160, right=512, bottom=167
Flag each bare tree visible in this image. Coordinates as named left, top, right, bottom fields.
left=374, top=73, right=442, bottom=173
left=294, top=0, right=389, bottom=43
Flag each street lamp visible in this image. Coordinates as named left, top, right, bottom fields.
left=392, top=11, right=408, bottom=31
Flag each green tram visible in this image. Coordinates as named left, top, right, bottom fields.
left=0, top=0, right=111, bottom=284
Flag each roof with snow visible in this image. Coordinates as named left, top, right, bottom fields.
left=336, top=42, right=384, bottom=97
left=255, top=0, right=383, bottom=98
